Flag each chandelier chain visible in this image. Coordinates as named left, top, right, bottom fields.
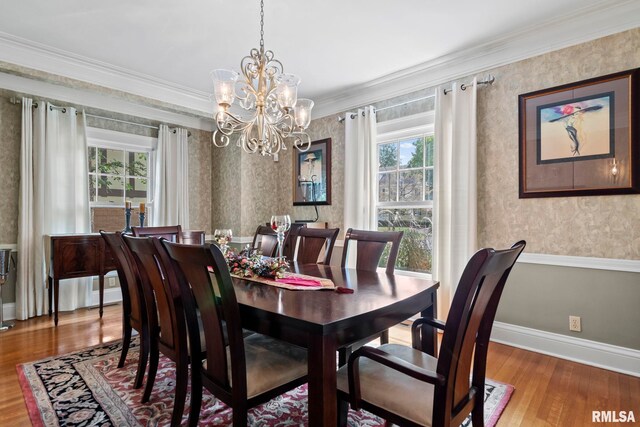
left=259, top=0, right=265, bottom=51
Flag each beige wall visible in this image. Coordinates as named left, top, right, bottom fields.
left=477, top=28, right=640, bottom=258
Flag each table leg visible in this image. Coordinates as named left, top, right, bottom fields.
left=307, top=334, right=337, bottom=427
left=54, top=279, right=60, bottom=326
left=98, top=274, right=104, bottom=318
left=420, top=290, right=438, bottom=357
left=48, top=276, right=53, bottom=316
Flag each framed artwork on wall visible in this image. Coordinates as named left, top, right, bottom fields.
left=518, top=68, right=639, bottom=198
left=293, top=138, right=332, bottom=205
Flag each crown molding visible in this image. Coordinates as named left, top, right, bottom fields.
left=0, top=31, right=213, bottom=114
left=0, top=72, right=215, bottom=131
left=313, top=0, right=640, bottom=118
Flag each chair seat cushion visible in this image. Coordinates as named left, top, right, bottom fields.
left=205, top=333, right=307, bottom=399
left=337, top=344, right=437, bottom=427
left=241, top=334, right=307, bottom=398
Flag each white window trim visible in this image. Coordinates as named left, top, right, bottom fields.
left=375, top=111, right=435, bottom=277
left=87, top=126, right=155, bottom=210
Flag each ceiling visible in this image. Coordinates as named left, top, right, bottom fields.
left=0, top=0, right=637, bottom=117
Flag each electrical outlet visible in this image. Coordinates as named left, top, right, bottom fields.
left=108, top=277, right=116, bottom=288
left=569, top=315, right=581, bottom=332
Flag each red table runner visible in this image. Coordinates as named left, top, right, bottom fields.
left=231, top=272, right=336, bottom=291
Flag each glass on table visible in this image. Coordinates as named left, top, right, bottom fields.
left=270, top=215, right=291, bottom=260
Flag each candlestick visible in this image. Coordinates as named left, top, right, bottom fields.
left=139, top=212, right=146, bottom=228
left=123, top=208, right=132, bottom=234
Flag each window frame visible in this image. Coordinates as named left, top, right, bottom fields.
left=86, top=127, right=155, bottom=213
left=375, top=111, right=435, bottom=278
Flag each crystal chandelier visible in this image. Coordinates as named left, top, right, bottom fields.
left=211, top=0, right=313, bottom=156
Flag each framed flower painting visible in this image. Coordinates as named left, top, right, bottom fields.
left=518, top=68, right=639, bottom=198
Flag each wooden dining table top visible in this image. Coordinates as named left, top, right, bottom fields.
left=232, top=262, right=439, bottom=336
left=229, top=262, right=439, bottom=427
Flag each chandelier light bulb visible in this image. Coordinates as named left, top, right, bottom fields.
left=211, top=69, right=238, bottom=107
left=275, top=73, right=301, bottom=109
left=295, top=99, right=314, bottom=128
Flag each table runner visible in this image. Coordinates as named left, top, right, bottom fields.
left=232, top=272, right=336, bottom=291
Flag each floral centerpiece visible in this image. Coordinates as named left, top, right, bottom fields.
left=224, top=247, right=289, bottom=279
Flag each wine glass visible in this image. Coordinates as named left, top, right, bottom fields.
left=213, top=228, right=233, bottom=254
left=270, top=215, right=291, bottom=260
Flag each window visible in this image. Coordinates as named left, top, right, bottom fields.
left=376, top=112, right=434, bottom=274
left=86, top=128, right=155, bottom=232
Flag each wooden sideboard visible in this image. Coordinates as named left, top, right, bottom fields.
left=46, top=234, right=118, bottom=326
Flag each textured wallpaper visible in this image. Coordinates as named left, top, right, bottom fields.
left=0, top=95, right=21, bottom=244
left=476, top=28, right=640, bottom=259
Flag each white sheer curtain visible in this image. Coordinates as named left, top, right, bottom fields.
left=433, top=79, right=478, bottom=320
left=17, top=99, right=91, bottom=319
left=152, top=125, right=189, bottom=227
left=343, top=106, right=377, bottom=265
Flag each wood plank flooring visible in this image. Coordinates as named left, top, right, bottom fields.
left=1, top=304, right=638, bottom=426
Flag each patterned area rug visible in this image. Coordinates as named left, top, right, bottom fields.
left=18, top=339, right=514, bottom=426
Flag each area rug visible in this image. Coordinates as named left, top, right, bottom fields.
left=18, top=338, right=513, bottom=426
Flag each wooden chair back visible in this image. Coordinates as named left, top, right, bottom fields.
left=100, top=231, right=146, bottom=328
left=341, top=228, right=404, bottom=274
left=284, top=223, right=306, bottom=260
left=251, top=225, right=278, bottom=257
left=124, top=235, right=186, bottom=355
left=132, top=225, right=182, bottom=242
left=180, top=230, right=206, bottom=245
left=434, top=240, right=526, bottom=426
left=162, top=241, right=246, bottom=398
left=294, top=227, right=340, bottom=264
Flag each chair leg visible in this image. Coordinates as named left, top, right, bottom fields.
left=338, top=398, right=349, bottom=427
left=188, top=369, right=203, bottom=427
left=339, top=346, right=351, bottom=367
left=171, top=359, right=189, bottom=427
left=118, top=323, right=132, bottom=368
left=472, top=399, right=485, bottom=427
left=134, top=330, right=149, bottom=389
left=380, top=329, right=389, bottom=345
left=141, top=340, right=159, bottom=403
left=232, top=398, right=249, bottom=427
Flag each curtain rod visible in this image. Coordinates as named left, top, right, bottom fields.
left=337, top=74, right=496, bottom=123
left=8, top=97, right=191, bottom=136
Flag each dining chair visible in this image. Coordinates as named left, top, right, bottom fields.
left=162, top=241, right=308, bottom=427
left=180, top=230, right=206, bottom=245
left=99, top=231, right=148, bottom=389
left=283, top=222, right=306, bottom=260
left=251, top=225, right=278, bottom=257
left=337, top=240, right=526, bottom=427
left=293, top=227, right=339, bottom=264
left=131, top=225, right=182, bottom=242
left=341, top=228, right=404, bottom=274
left=338, top=228, right=404, bottom=365
left=124, top=235, right=201, bottom=426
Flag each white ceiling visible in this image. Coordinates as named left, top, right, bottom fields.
left=0, top=0, right=638, bottom=117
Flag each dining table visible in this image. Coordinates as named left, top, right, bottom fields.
left=231, top=262, right=439, bottom=427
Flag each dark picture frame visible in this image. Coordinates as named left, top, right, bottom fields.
left=518, top=68, right=640, bottom=198
left=293, top=138, right=332, bottom=205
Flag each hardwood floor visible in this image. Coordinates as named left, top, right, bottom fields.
left=1, top=304, right=638, bottom=426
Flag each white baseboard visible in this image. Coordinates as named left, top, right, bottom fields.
left=491, top=321, right=640, bottom=377
left=90, top=287, right=122, bottom=307
left=2, top=302, right=15, bottom=321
